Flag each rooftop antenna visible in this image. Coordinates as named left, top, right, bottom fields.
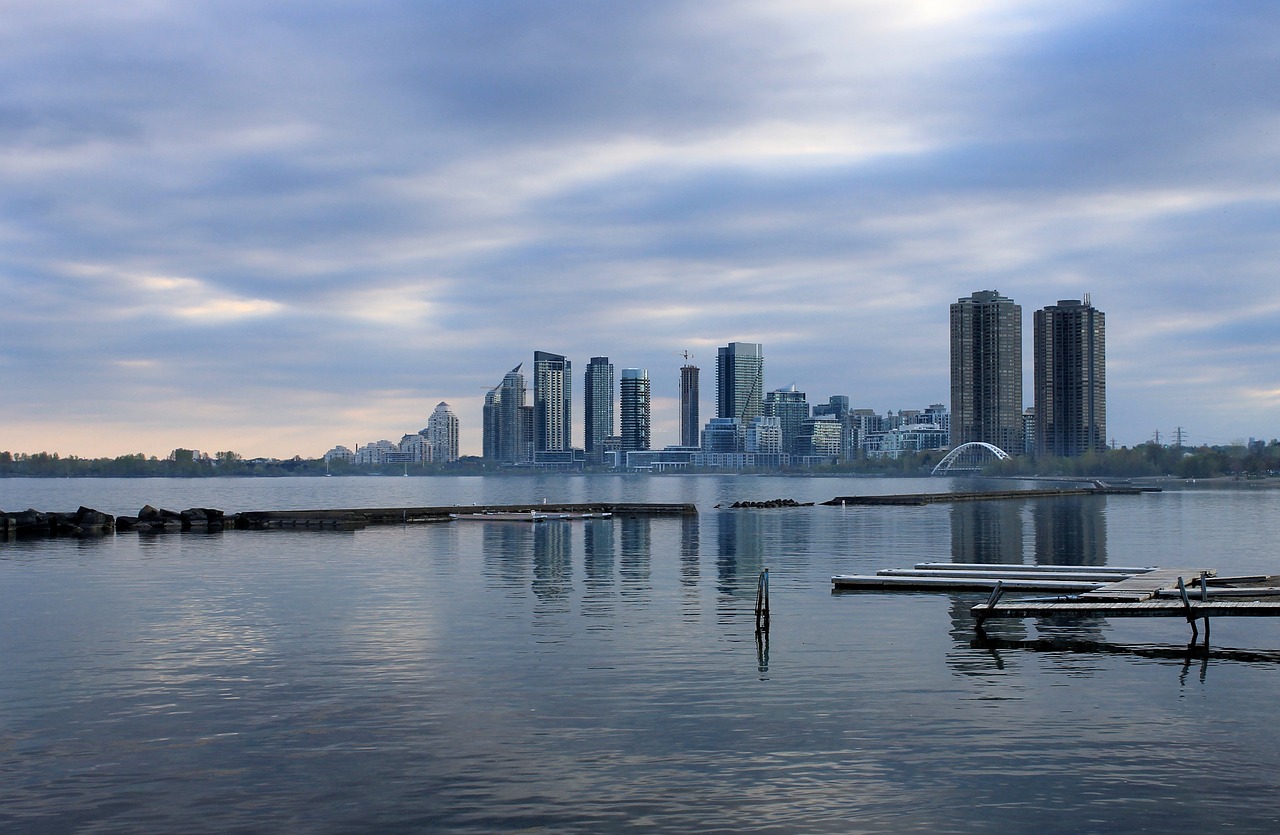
left=1083, top=291, right=1092, bottom=307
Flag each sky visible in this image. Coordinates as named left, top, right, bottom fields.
left=3, top=0, right=1280, bottom=458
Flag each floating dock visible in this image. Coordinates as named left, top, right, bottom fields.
left=834, top=562, right=1280, bottom=644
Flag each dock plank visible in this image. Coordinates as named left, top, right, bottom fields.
left=1078, top=567, right=1213, bottom=601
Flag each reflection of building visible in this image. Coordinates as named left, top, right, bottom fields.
left=620, top=368, right=651, bottom=452
left=1034, top=495, right=1106, bottom=566
left=681, top=361, right=700, bottom=448
left=716, top=342, right=764, bottom=424
left=584, top=356, right=614, bottom=464
left=951, top=290, right=1022, bottom=454
left=1034, top=298, right=1106, bottom=458
left=950, top=501, right=1025, bottom=565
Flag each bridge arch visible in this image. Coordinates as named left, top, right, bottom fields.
left=931, top=442, right=1012, bottom=476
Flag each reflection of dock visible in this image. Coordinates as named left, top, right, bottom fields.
left=834, top=561, right=1280, bottom=644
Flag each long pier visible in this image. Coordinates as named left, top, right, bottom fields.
left=2, top=502, right=696, bottom=537
left=229, top=502, right=697, bottom=529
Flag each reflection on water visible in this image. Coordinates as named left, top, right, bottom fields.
left=1034, top=495, right=1107, bottom=566
left=950, top=500, right=1025, bottom=564
left=5, top=482, right=1280, bottom=832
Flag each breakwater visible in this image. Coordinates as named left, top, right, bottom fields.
left=1, top=501, right=697, bottom=537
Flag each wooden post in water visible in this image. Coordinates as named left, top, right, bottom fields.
left=755, top=569, right=770, bottom=633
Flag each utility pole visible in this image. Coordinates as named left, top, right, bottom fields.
left=1173, top=426, right=1186, bottom=448
left=1151, top=429, right=1161, bottom=446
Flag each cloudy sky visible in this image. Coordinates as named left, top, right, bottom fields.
left=3, top=1, right=1279, bottom=458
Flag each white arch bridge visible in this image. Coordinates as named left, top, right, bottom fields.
left=931, top=442, right=1012, bottom=475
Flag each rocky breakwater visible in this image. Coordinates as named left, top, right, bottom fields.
left=117, top=505, right=226, bottom=532
left=1, top=506, right=116, bottom=538
left=718, top=498, right=815, bottom=509
left=0, top=505, right=230, bottom=538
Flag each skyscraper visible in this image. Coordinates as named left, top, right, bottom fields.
left=716, top=342, right=764, bottom=424
left=950, top=290, right=1023, bottom=453
left=584, top=356, right=614, bottom=463
left=497, top=365, right=527, bottom=464
left=620, top=368, right=651, bottom=452
left=680, top=360, right=700, bottom=448
left=426, top=401, right=459, bottom=463
left=533, top=350, right=572, bottom=453
left=1034, top=298, right=1106, bottom=457
left=482, top=385, right=501, bottom=461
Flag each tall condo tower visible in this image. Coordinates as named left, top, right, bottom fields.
left=950, top=290, right=1023, bottom=453
left=427, top=401, right=460, bottom=463
left=482, top=385, right=501, bottom=461
left=620, top=368, right=651, bottom=452
left=584, top=357, right=614, bottom=463
left=497, top=365, right=527, bottom=464
left=1034, top=298, right=1106, bottom=457
left=716, top=342, right=764, bottom=424
left=680, top=358, right=700, bottom=448
left=533, top=351, right=572, bottom=453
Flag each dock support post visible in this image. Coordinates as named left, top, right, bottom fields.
left=755, top=570, right=770, bottom=634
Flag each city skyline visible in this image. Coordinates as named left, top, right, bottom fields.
left=4, top=4, right=1279, bottom=458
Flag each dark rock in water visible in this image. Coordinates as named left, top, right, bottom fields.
left=729, top=498, right=810, bottom=509
left=116, top=516, right=139, bottom=531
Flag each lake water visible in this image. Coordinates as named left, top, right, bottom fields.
left=3, top=476, right=1280, bottom=832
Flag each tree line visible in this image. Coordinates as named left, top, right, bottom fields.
left=1, top=442, right=1277, bottom=479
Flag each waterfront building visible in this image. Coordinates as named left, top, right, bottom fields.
left=813, top=396, right=853, bottom=460
left=873, top=423, right=950, bottom=459
left=795, top=416, right=843, bottom=461
left=745, top=416, right=783, bottom=454
left=427, top=401, right=460, bottom=463
left=355, top=439, right=399, bottom=465
left=1022, top=407, right=1037, bottom=456
left=400, top=433, right=430, bottom=463
left=680, top=361, right=700, bottom=448
left=763, top=385, right=810, bottom=454
left=1034, top=298, right=1106, bottom=457
left=701, top=417, right=745, bottom=454
left=716, top=342, right=764, bottom=424
left=950, top=290, right=1023, bottom=454
left=584, top=357, right=614, bottom=463
left=323, top=445, right=354, bottom=464
left=922, top=403, right=950, bottom=444
left=620, top=368, right=651, bottom=452
left=482, top=384, right=501, bottom=460
left=533, top=351, right=572, bottom=453
left=497, top=365, right=528, bottom=464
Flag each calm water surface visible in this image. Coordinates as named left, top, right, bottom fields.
left=2, top=476, right=1280, bottom=832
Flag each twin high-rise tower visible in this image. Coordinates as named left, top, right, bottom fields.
left=950, top=290, right=1105, bottom=458
left=1034, top=298, right=1106, bottom=457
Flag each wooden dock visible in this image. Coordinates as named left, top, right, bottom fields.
left=832, top=562, right=1160, bottom=593
left=833, top=562, right=1280, bottom=644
